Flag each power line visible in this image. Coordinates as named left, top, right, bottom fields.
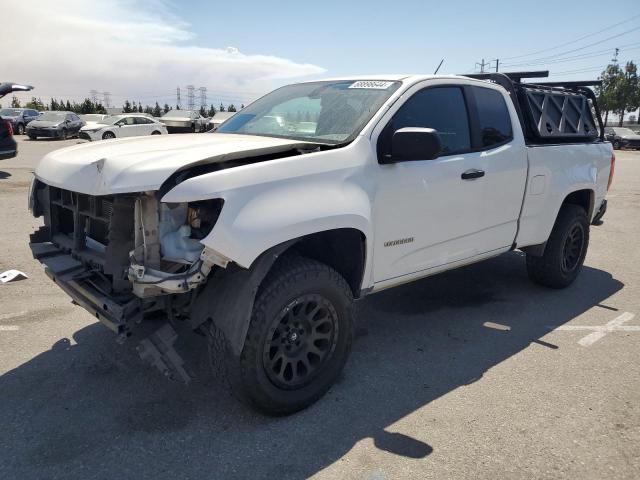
left=501, top=13, right=640, bottom=60
left=503, top=44, right=640, bottom=68
left=501, top=25, right=640, bottom=67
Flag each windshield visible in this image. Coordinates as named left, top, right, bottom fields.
left=95, top=115, right=121, bottom=125
left=0, top=109, right=21, bottom=117
left=38, top=112, right=66, bottom=122
left=217, top=80, right=401, bottom=144
left=613, top=128, right=636, bottom=136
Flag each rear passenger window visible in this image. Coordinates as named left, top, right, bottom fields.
left=391, top=87, right=471, bottom=155
left=472, top=87, right=513, bottom=148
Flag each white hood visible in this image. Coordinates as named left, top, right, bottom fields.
left=35, top=133, right=308, bottom=195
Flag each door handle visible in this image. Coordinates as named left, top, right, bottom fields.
left=461, top=169, right=485, bottom=180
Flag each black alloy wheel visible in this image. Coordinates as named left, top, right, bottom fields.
left=561, top=223, right=585, bottom=274
left=263, top=294, right=339, bottom=389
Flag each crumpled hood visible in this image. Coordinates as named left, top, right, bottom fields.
left=35, top=133, right=310, bottom=195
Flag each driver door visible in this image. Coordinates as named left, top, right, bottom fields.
left=372, top=85, right=487, bottom=284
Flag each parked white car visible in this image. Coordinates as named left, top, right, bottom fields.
left=29, top=73, right=613, bottom=414
left=79, top=114, right=167, bottom=141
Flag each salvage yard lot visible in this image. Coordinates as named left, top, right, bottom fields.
left=0, top=137, right=639, bottom=480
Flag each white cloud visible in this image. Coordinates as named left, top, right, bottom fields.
left=4, top=0, right=325, bottom=107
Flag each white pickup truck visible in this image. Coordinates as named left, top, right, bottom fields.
left=29, top=72, right=614, bottom=414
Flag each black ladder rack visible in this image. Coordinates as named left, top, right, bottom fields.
left=461, top=71, right=604, bottom=143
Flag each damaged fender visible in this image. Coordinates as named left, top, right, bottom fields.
left=189, top=240, right=295, bottom=356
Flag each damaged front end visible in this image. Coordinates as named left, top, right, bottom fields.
left=127, top=195, right=226, bottom=298
left=28, top=180, right=226, bottom=381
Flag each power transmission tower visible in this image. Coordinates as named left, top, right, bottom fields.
left=176, top=86, right=181, bottom=109
left=198, top=87, right=207, bottom=111
left=186, top=85, right=195, bottom=111
left=89, top=89, right=98, bottom=103
left=103, top=92, right=111, bottom=108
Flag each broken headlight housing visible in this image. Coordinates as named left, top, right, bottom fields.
left=158, top=199, right=224, bottom=264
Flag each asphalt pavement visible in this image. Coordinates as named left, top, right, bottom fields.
left=0, top=136, right=638, bottom=479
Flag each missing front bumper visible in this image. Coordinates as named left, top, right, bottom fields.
left=30, top=241, right=142, bottom=334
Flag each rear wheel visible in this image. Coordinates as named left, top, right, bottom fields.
left=613, top=140, right=621, bottom=150
left=151, top=130, right=161, bottom=135
left=59, top=128, right=68, bottom=140
left=102, top=131, right=116, bottom=140
left=208, top=256, right=354, bottom=415
left=526, top=204, right=589, bottom=289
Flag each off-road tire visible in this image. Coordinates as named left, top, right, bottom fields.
left=526, top=204, right=589, bottom=289
left=208, top=255, right=354, bottom=415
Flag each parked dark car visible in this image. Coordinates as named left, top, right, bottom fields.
left=604, top=127, right=640, bottom=150
left=0, top=82, right=34, bottom=159
left=26, top=111, right=84, bottom=140
left=0, top=107, right=40, bottom=135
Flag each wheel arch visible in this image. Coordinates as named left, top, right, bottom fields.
left=189, top=227, right=367, bottom=356
left=562, top=188, right=595, bottom=219
left=521, top=188, right=594, bottom=257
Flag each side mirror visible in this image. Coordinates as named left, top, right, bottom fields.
left=391, top=127, right=442, bottom=162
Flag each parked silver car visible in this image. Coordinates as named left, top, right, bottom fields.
left=160, top=109, right=208, bottom=133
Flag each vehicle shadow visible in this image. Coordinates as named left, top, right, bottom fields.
left=0, top=170, right=11, bottom=179
left=0, top=252, right=623, bottom=479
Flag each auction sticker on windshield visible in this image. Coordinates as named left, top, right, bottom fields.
left=348, top=81, right=395, bottom=89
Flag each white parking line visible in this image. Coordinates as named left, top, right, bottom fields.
left=551, top=312, right=637, bottom=347
left=0, top=325, right=20, bottom=331
left=0, top=311, right=27, bottom=321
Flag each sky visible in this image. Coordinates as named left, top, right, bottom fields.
left=4, top=0, right=640, bottom=110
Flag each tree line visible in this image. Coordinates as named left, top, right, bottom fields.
left=596, top=52, right=639, bottom=126
left=5, top=97, right=243, bottom=117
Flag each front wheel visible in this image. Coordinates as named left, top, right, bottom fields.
left=613, top=140, right=621, bottom=150
left=526, top=204, right=589, bottom=289
left=16, top=123, right=25, bottom=135
left=27, top=134, right=36, bottom=140
left=209, top=256, right=354, bottom=415
left=102, top=131, right=116, bottom=140
left=59, top=128, right=67, bottom=140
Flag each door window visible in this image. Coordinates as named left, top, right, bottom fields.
left=471, top=87, right=513, bottom=148
left=134, top=116, right=153, bottom=124
left=382, top=87, right=471, bottom=157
